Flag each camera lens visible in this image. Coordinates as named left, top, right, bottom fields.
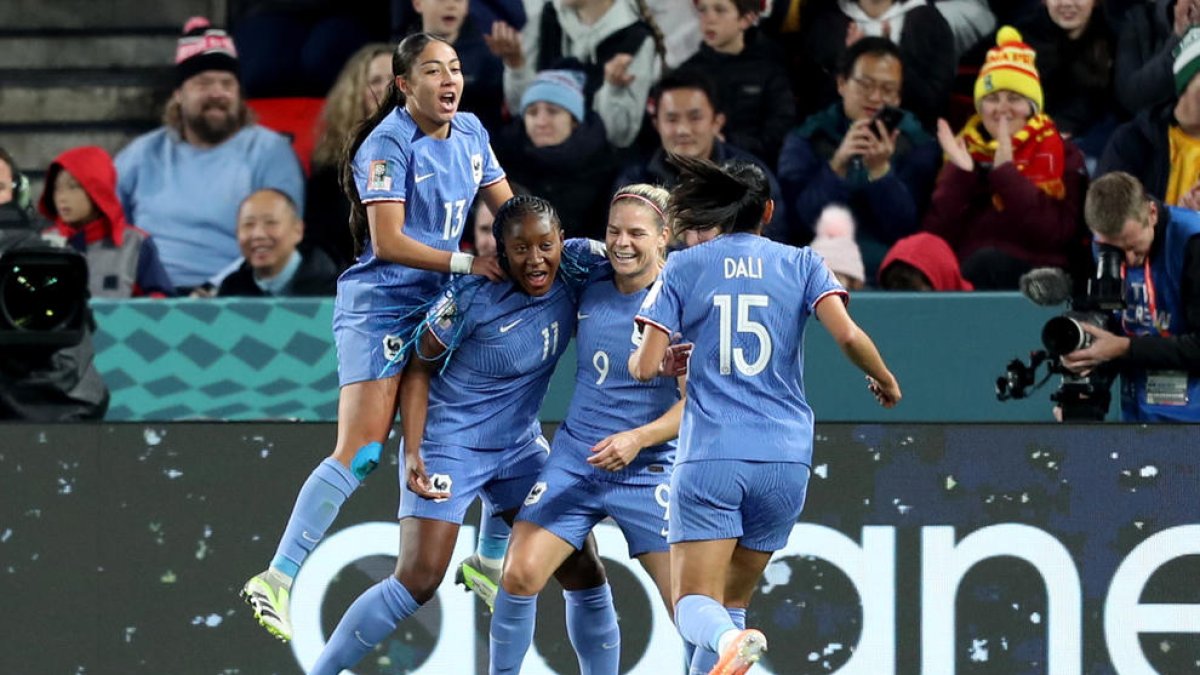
left=0, top=260, right=83, bottom=332
left=1042, top=316, right=1089, bottom=356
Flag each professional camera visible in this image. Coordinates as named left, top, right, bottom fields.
left=0, top=201, right=89, bottom=348
left=995, top=246, right=1124, bottom=421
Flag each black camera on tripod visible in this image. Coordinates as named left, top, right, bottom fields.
left=0, top=201, right=89, bottom=348
left=996, top=246, right=1125, bottom=421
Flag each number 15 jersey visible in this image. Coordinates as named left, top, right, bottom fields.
left=636, top=233, right=846, bottom=466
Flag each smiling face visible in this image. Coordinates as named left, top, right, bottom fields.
left=1045, top=0, right=1094, bottom=38
left=502, top=211, right=563, bottom=296
left=399, top=39, right=464, bottom=135
left=237, top=190, right=304, bottom=278
left=606, top=200, right=666, bottom=282
left=176, top=70, right=241, bottom=145
left=979, top=89, right=1035, bottom=138
left=52, top=169, right=98, bottom=225
left=654, top=87, right=724, bottom=159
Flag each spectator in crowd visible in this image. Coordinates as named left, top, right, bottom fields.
left=219, top=189, right=338, bottom=297
left=644, top=0, right=702, bottom=67
left=1018, top=0, right=1119, bottom=167
left=229, top=1, right=389, bottom=97
left=1099, top=26, right=1200, bottom=208
left=922, top=27, right=1087, bottom=289
left=985, top=0, right=1040, bottom=26
left=808, top=204, right=867, bottom=289
left=38, top=147, right=173, bottom=299
left=399, top=0, right=506, bottom=134
left=877, top=231, right=975, bottom=290
left=616, top=68, right=787, bottom=230
left=494, top=69, right=618, bottom=238
left=798, top=0, right=957, bottom=128
left=0, top=147, right=34, bottom=223
left=391, top=0, right=527, bottom=37
left=306, top=43, right=394, bottom=270
left=488, top=0, right=666, bottom=148
left=115, top=18, right=305, bottom=294
left=759, top=0, right=813, bottom=98
left=469, top=196, right=499, bottom=256
left=1114, top=0, right=1199, bottom=115
left=1063, top=171, right=1200, bottom=422
left=678, top=0, right=795, bottom=168
left=774, top=36, right=938, bottom=277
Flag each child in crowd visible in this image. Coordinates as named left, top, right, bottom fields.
left=39, top=146, right=173, bottom=298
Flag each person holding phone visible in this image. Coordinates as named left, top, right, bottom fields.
left=774, top=36, right=940, bottom=281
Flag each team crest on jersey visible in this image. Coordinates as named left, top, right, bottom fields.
left=368, top=160, right=392, bottom=191
left=430, top=473, right=453, bottom=493
left=471, top=153, right=483, bottom=185
left=382, top=333, right=404, bottom=362
left=524, top=481, right=548, bottom=506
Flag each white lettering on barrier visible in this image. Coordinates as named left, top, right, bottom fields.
left=1104, top=524, right=1200, bottom=675
left=922, top=524, right=1081, bottom=675
left=289, top=521, right=1199, bottom=673
left=288, top=522, right=684, bottom=673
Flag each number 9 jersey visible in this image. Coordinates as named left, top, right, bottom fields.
left=635, top=233, right=846, bottom=466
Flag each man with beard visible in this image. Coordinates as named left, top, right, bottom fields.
left=116, top=17, right=304, bottom=294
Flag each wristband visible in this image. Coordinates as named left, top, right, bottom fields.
left=450, top=252, right=475, bottom=275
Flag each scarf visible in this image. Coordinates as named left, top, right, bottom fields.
left=960, top=113, right=1065, bottom=201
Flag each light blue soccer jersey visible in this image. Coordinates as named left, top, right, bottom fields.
left=557, top=268, right=680, bottom=468
left=421, top=239, right=603, bottom=449
left=636, top=233, right=846, bottom=466
left=337, top=108, right=504, bottom=313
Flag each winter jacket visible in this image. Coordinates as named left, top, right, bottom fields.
left=878, top=231, right=974, bottom=290
left=218, top=245, right=339, bottom=297
left=495, top=111, right=619, bottom=240
left=1113, top=0, right=1181, bottom=116
left=1018, top=8, right=1118, bottom=140
left=39, top=146, right=174, bottom=298
left=678, top=34, right=796, bottom=168
left=922, top=139, right=1088, bottom=270
left=774, top=102, right=940, bottom=277
left=1096, top=102, right=1174, bottom=201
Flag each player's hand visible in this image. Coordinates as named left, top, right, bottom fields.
left=658, top=339, right=693, bottom=377
left=485, top=22, right=524, bottom=68
left=471, top=255, right=506, bottom=282
left=405, top=450, right=450, bottom=501
left=588, top=430, right=645, bottom=471
left=866, top=375, right=901, bottom=408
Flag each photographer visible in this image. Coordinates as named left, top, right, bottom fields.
left=1063, top=171, right=1200, bottom=422
left=0, top=148, right=108, bottom=421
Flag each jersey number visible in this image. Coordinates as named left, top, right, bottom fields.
left=592, top=350, right=609, bottom=385
left=442, top=199, right=466, bottom=239
left=713, top=294, right=771, bottom=376
left=541, top=321, right=560, bottom=362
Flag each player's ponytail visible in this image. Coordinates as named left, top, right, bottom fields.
left=666, top=154, right=770, bottom=236
left=341, top=33, right=453, bottom=256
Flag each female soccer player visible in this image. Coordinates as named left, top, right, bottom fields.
left=630, top=155, right=901, bottom=674
left=310, top=195, right=616, bottom=674
left=488, top=184, right=688, bottom=674
left=241, top=32, right=512, bottom=641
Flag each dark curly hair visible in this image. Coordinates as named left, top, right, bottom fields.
left=491, top=195, right=562, bottom=275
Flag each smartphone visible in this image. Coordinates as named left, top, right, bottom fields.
left=872, top=105, right=904, bottom=137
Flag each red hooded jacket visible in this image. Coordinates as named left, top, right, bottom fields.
left=879, top=233, right=975, bottom=291
left=39, top=146, right=173, bottom=298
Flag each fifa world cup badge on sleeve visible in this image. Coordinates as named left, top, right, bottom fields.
left=368, top=160, right=392, bottom=191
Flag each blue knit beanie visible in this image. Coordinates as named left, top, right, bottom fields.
left=520, top=69, right=586, bottom=123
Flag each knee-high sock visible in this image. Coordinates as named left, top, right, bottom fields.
left=271, top=458, right=359, bottom=577
left=310, top=576, right=421, bottom=675
left=489, top=588, right=538, bottom=674
left=675, top=594, right=736, bottom=657
left=477, top=511, right=511, bottom=565
left=688, top=607, right=747, bottom=674
left=565, top=583, right=620, bottom=675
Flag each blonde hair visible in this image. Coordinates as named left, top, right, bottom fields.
left=313, top=42, right=394, bottom=169
left=1084, top=171, right=1149, bottom=238
left=612, top=183, right=670, bottom=231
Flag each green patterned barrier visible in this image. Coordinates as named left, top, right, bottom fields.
left=92, top=293, right=1072, bottom=422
